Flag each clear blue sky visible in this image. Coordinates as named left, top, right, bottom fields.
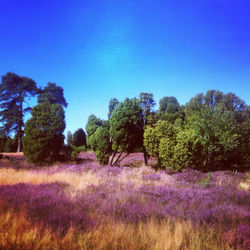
left=0, top=0, right=250, bottom=134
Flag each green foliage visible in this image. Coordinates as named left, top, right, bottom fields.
left=139, top=92, right=156, bottom=126
left=110, top=98, right=143, bottom=155
left=38, top=82, right=68, bottom=107
left=0, top=131, right=17, bottom=152
left=3, top=138, right=14, bottom=153
left=86, top=114, right=103, bottom=136
left=85, top=90, right=249, bottom=170
left=144, top=91, right=249, bottom=171
left=70, top=145, right=86, bottom=160
left=85, top=116, right=111, bottom=165
left=144, top=120, right=176, bottom=165
left=0, top=72, right=38, bottom=152
left=93, top=126, right=111, bottom=165
left=85, top=114, right=105, bottom=153
left=186, top=90, right=247, bottom=115
left=159, top=96, right=179, bottom=113
left=183, top=90, right=249, bottom=170
left=22, top=102, right=65, bottom=164
left=191, top=108, right=241, bottom=170
left=108, top=98, right=119, bottom=119
left=143, top=126, right=159, bottom=159
left=159, top=96, right=182, bottom=123
left=72, top=128, right=86, bottom=147
left=0, top=131, right=7, bottom=152
left=159, top=137, right=176, bottom=168
left=235, top=107, right=250, bottom=167
left=172, top=128, right=203, bottom=171
left=1, top=137, right=16, bottom=152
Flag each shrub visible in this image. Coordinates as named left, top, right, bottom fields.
left=144, top=120, right=176, bottom=166
left=93, top=126, right=111, bottom=165
left=159, top=137, right=176, bottom=169
left=172, top=129, right=203, bottom=171
left=71, top=145, right=86, bottom=160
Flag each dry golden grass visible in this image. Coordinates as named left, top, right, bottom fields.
left=1, top=152, right=24, bottom=157
left=239, top=172, right=250, bottom=191
left=0, top=164, right=172, bottom=191
left=0, top=168, right=102, bottom=192
left=238, top=180, right=250, bottom=191
left=0, top=206, right=232, bottom=250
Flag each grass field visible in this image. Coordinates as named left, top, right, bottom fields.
left=0, top=152, right=249, bottom=249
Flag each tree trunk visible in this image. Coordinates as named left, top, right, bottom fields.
left=17, top=136, right=21, bottom=152
left=109, top=150, right=117, bottom=165
left=17, top=94, right=23, bottom=153
left=114, top=152, right=129, bottom=166
left=112, top=151, right=124, bottom=166
left=143, top=147, right=148, bottom=165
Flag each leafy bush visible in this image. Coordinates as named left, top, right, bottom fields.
left=172, top=129, right=203, bottom=171
left=144, top=120, right=176, bottom=166
left=71, top=145, right=86, bottom=160
left=159, top=137, right=176, bottom=169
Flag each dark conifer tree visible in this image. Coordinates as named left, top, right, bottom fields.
left=0, top=72, right=38, bottom=152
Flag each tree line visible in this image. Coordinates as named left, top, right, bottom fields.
left=0, top=72, right=67, bottom=162
left=86, top=92, right=249, bottom=171
left=0, top=72, right=249, bottom=170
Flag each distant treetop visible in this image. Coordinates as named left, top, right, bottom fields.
left=38, top=82, right=68, bottom=108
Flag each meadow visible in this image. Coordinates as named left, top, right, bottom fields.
left=0, top=152, right=249, bottom=250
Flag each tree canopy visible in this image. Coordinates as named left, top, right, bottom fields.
left=108, top=98, right=119, bottom=119
left=72, top=128, right=86, bottom=147
left=38, top=82, right=68, bottom=108
left=144, top=90, right=249, bottom=171
left=85, top=114, right=103, bottom=137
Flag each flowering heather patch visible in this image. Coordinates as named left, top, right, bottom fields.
left=0, top=183, right=93, bottom=233
left=0, top=152, right=249, bottom=249
left=142, top=173, right=161, bottom=181
left=224, top=224, right=250, bottom=249
left=118, top=152, right=156, bottom=167
left=78, top=151, right=97, bottom=163
left=0, top=152, right=35, bottom=169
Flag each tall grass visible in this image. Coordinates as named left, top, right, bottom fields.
left=0, top=206, right=233, bottom=250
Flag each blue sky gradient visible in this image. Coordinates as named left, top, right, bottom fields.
left=0, top=0, right=250, bottom=134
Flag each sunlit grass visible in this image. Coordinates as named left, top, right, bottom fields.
left=0, top=206, right=233, bottom=250
left=0, top=167, right=102, bottom=192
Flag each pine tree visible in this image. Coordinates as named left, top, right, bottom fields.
left=0, top=72, right=38, bottom=152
